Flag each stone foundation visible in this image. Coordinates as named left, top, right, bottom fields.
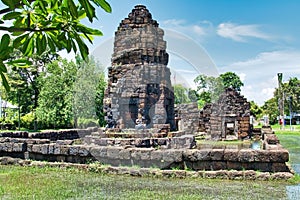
left=0, top=157, right=293, bottom=180
left=0, top=129, right=292, bottom=173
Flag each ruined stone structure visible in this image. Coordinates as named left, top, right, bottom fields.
left=199, top=88, right=251, bottom=140
left=104, top=5, right=175, bottom=130
left=174, top=103, right=199, bottom=134
left=0, top=128, right=292, bottom=173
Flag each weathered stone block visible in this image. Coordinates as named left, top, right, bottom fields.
left=107, top=147, right=122, bottom=159
left=238, top=149, right=255, bottom=162
left=78, top=146, right=90, bottom=157
left=69, top=146, right=79, bottom=155
left=162, top=150, right=182, bottom=163
left=40, top=145, right=49, bottom=154
left=119, top=148, right=131, bottom=160
left=210, top=149, right=224, bottom=161
left=32, top=145, right=41, bottom=153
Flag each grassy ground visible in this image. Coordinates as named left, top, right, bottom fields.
left=0, top=165, right=296, bottom=200
left=276, top=128, right=300, bottom=175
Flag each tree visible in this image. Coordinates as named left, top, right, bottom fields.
left=194, top=74, right=222, bottom=105
left=250, top=101, right=263, bottom=119
left=262, top=97, right=279, bottom=125
left=273, top=77, right=300, bottom=119
left=95, top=72, right=106, bottom=127
left=0, top=0, right=111, bottom=91
left=173, top=84, right=190, bottom=104
left=7, top=51, right=58, bottom=114
left=194, top=72, right=244, bottom=107
left=36, top=58, right=77, bottom=129
left=220, top=72, right=244, bottom=91
left=73, top=56, right=106, bottom=128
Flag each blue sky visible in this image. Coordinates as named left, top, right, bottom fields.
left=87, top=0, right=300, bottom=105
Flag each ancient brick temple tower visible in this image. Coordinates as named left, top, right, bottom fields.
left=104, top=5, right=175, bottom=130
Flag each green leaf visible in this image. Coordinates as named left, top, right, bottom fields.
left=0, top=34, right=10, bottom=53
left=71, top=39, right=77, bottom=53
left=41, top=34, right=47, bottom=52
left=47, top=35, right=56, bottom=52
left=74, top=35, right=89, bottom=60
left=21, top=0, right=31, bottom=7
left=23, top=36, right=34, bottom=56
left=76, top=24, right=103, bottom=36
left=78, top=0, right=96, bottom=22
left=36, top=34, right=42, bottom=55
left=13, top=33, right=29, bottom=48
left=68, top=0, right=79, bottom=19
left=0, top=72, right=10, bottom=92
left=66, top=38, right=72, bottom=53
left=3, top=12, right=22, bottom=20
left=7, top=59, right=32, bottom=66
left=2, top=0, right=15, bottom=9
left=93, top=0, right=112, bottom=13
left=0, top=62, right=7, bottom=73
left=12, top=31, right=25, bottom=36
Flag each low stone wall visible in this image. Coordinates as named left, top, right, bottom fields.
left=0, top=157, right=293, bottom=180
left=183, top=148, right=289, bottom=172
left=84, top=134, right=196, bottom=149
left=0, top=137, right=291, bottom=172
left=0, top=128, right=97, bottom=141
left=0, top=128, right=292, bottom=173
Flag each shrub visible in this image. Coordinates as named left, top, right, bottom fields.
left=20, top=112, right=35, bottom=130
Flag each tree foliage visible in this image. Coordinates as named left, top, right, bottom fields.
left=36, top=58, right=77, bottom=129
left=73, top=56, right=106, bottom=128
left=250, top=101, right=263, bottom=119
left=261, top=77, right=300, bottom=124
left=0, top=0, right=111, bottom=91
left=194, top=72, right=243, bottom=107
left=194, top=74, right=223, bottom=104
left=262, top=97, right=279, bottom=125
left=7, top=51, right=58, bottom=115
left=220, top=72, right=244, bottom=91
left=173, top=84, right=190, bottom=104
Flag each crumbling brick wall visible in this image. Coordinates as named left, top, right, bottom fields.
left=174, top=103, right=199, bottom=134
left=104, top=5, right=175, bottom=130
left=200, top=88, right=251, bottom=140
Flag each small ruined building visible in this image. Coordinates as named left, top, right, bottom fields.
left=104, top=5, right=175, bottom=131
left=199, top=88, right=251, bottom=140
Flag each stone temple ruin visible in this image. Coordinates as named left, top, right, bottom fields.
left=104, top=5, right=175, bottom=131
left=199, top=88, right=251, bottom=140
left=0, top=5, right=294, bottom=179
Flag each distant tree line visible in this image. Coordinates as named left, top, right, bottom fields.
left=2, top=55, right=106, bottom=130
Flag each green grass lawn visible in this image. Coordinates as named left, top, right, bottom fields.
left=0, top=165, right=296, bottom=200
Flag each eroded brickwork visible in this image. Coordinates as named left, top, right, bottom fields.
left=104, top=5, right=175, bottom=130
left=200, top=88, right=251, bottom=140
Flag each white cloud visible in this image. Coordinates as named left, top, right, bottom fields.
left=192, top=25, right=205, bottom=36
left=238, top=73, right=246, bottom=82
left=162, top=19, right=186, bottom=26
left=161, top=19, right=210, bottom=37
left=221, top=50, right=300, bottom=105
left=217, top=22, right=272, bottom=42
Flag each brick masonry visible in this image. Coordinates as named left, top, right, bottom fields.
left=104, top=5, right=175, bottom=131
left=199, top=88, right=251, bottom=140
